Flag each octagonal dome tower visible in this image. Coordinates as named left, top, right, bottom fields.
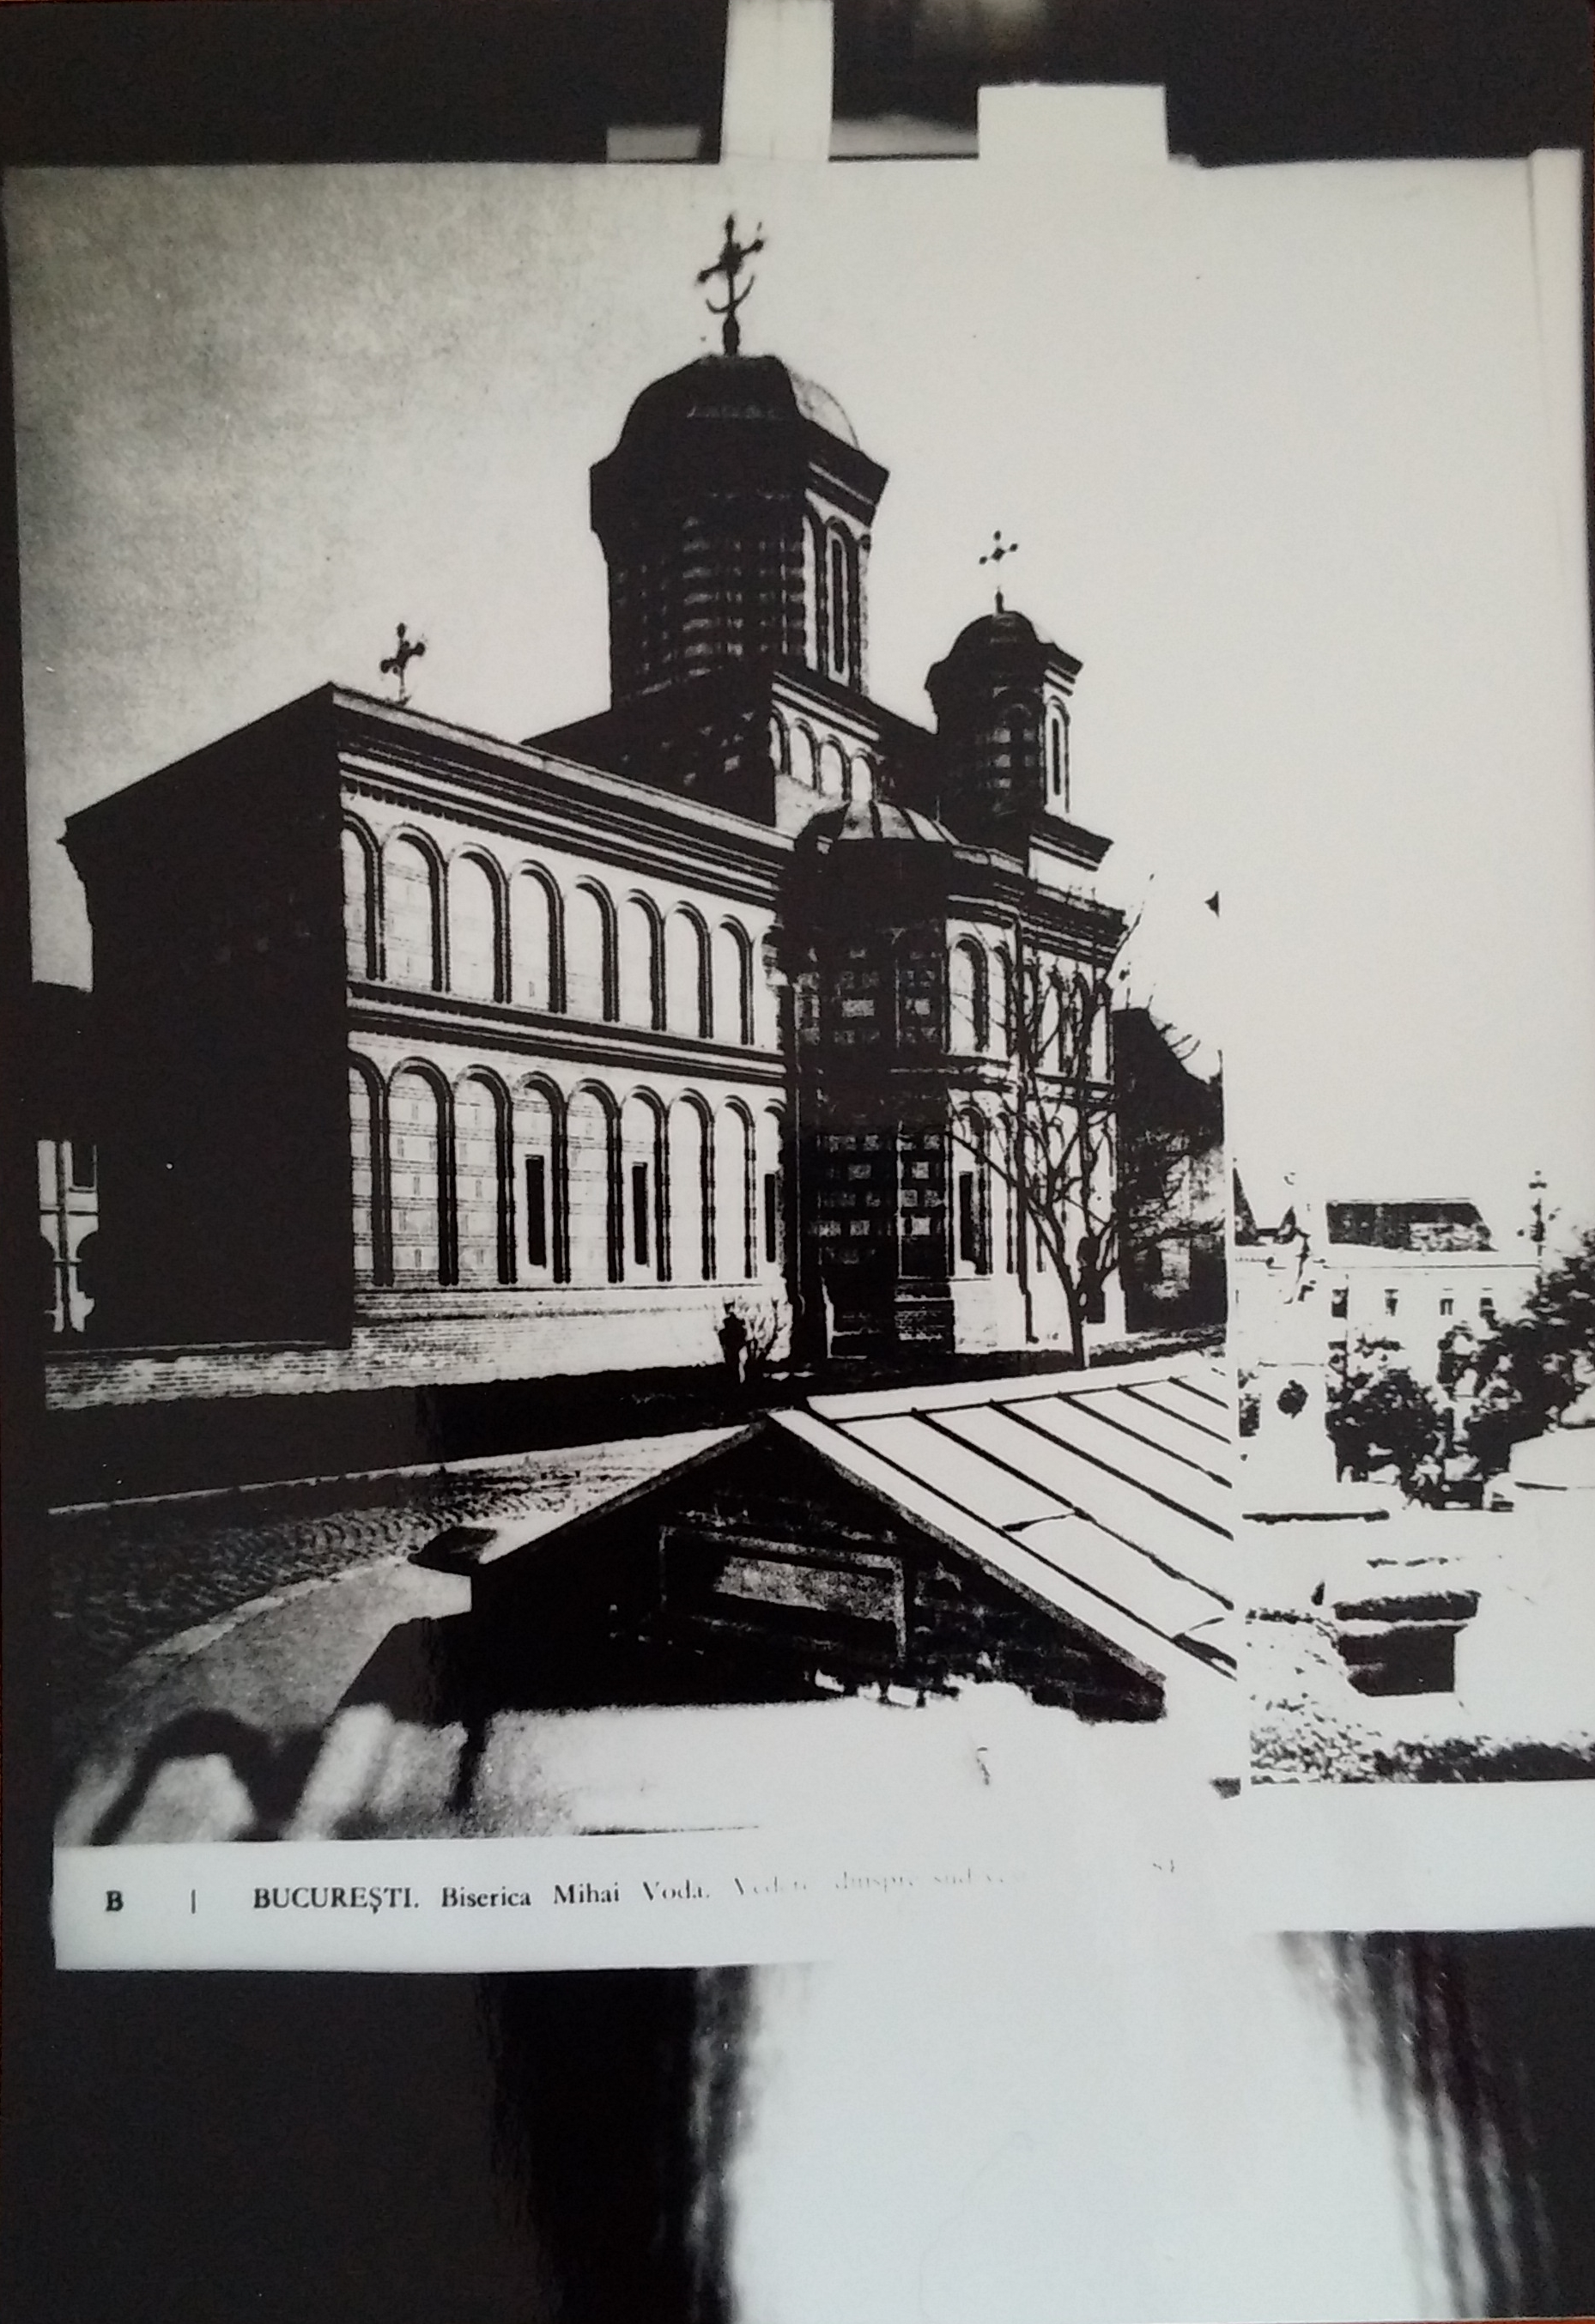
left=590, top=350, right=888, bottom=706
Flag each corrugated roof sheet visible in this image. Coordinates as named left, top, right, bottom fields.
left=797, top=1356, right=1234, bottom=1682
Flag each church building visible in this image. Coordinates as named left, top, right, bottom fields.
left=58, top=227, right=1126, bottom=1396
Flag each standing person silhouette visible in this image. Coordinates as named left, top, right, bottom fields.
left=718, top=1306, right=749, bottom=1387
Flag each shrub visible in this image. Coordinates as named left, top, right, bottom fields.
left=1325, top=1352, right=1447, bottom=1501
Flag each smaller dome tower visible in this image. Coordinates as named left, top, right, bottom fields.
left=925, top=605, right=1082, bottom=853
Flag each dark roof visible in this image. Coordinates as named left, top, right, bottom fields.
left=948, top=606, right=1042, bottom=653
left=925, top=602, right=1083, bottom=704
left=1325, top=1200, right=1493, bottom=1253
left=798, top=796, right=958, bottom=851
left=613, top=352, right=858, bottom=450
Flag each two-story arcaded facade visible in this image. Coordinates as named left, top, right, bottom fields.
left=57, top=273, right=1128, bottom=1394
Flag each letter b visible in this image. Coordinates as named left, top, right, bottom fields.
left=106, top=1890, right=123, bottom=1912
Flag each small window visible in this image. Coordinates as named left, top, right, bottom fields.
left=1439, top=1294, right=1454, bottom=1317
left=1480, top=1294, right=1496, bottom=1321
left=631, top=1162, right=651, bottom=1267
left=525, top=1156, right=549, bottom=1271
left=1384, top=1289, right=1398, bottom=1317
left=70, top=1142, right=96, bottom=1191
left=762, top=1171, right=779, bottom=1265
left=1330, top=1286, right=1348, bottom=1319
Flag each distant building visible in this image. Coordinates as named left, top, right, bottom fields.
left=1319, top=1199, right=1532, bottom=1389
left=49, top=240, right=1148, bottom=1399
left=1234, top=1186, right=1533, bottom=1395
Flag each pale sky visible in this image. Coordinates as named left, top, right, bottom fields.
left=10, top=147, right=1594, bottom=1244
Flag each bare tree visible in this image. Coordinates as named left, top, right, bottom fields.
left=957, top=918, right=1205, bottom=1366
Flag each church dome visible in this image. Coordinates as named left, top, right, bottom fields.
left=798, top=798, right=958, bottom=853
left=591, top=343, right=886, bottom=708
left=788, top=370, right=858, bottom=447
left=945, top=606, right=1043, bottom=657
left=612, top=353, right=858, bottom=452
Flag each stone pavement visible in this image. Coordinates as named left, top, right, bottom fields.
left=51, top=1432, right=732, bottom=1775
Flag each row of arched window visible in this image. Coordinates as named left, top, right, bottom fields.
left=349, top=1057, right=783, bottom=1291
left=768, top=713, right=874, bottom=803
left=947, top=938, right=1110, bottom=1075
left=343, top=818, right=761, bottom=1046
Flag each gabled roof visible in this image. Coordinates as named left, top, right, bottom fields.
left=798, top=1356, right=1234, bottom=1683
left=418, top=1357, right=1235, bottom=1692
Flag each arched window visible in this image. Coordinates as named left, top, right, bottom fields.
left=342, top=824, right=378, bottom=981
left=848, top=753, right=875, bottom=806
left=1087, top=981, right=1111, bottom=1081
left=1046, top=708, right=1069, bottom=808
left=712, top=920, right=755, bottom=1047
left=804, top=511, right=827, bottom=672
left=567, top=1086, right=620, bottom=1284
left=758, top=1106, right=785, bottom=1273
left=992, top=949, right=1014, bottom=1056
left=620, top=896, right=663, bottom=1029
left=664, top=908, right=711, bottom=1039
left=669, top=1098, right=713, bottom=1281
left=348, top=1058, right=385, bottom=1283
left=953, top=1111, right=993, bottom=1277
left=509, top=868, right=561, bottom=1013
left=455, top=1073, right=510, bottom=1283
left=717, top=1104, right=755, bottom=1283
left=567, top=883, right=618, bottom=1022
left=513, top=1080, right=562, bottom=1279
left=788, top=724, right=817, bottom=791
left=828, top=529, right=852, bottom=681
left=949, top=939, right=989, bottom=1053
left=768, top=713, right=791, bottom=779
left=991, top=1112, right=1017, bottom=1274
left=448, top=854, right=500, bottom=1002
left=389, top=1065, right=449, bottom=1282
left=383, top=836, right=440, bottom=990
left=1049, top=970, right=1075, bottom=1073
left=816, top=738, right=848, bottom=801
left=993, top=701, right=1029, bottom=789
left=621, top=1092, right=666, bottom=1280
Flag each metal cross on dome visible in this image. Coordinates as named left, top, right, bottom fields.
left=697, top=215, right=765, bottom=357
left=979, top=529, right=1019, bottom=611
left=379, top=622, right=426, bottom=707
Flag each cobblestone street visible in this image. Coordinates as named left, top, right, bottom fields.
left=50, top=1434, right=725, bottom=1764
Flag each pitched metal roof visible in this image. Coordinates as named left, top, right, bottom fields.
left=415, top=1356, right=1235, bottom=1691
left=792, top=1355, right=1234, bottom=1684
